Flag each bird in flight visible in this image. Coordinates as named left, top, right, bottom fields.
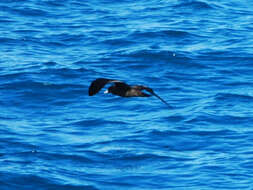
left=88, top=78, right=170, bottom=107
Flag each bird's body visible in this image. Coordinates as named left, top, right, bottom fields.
left=125, top=86, right=150, bottom=97
left=88, top=78, right=170, bottom=106
left=89, top=78, right=151, bottom=97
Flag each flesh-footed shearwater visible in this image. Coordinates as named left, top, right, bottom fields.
left=88, top=78, right=170, bottom=107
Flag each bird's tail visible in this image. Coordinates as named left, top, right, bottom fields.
left=152, top=92, right=171, bottom=108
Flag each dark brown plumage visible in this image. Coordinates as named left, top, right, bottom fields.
left=88, top=78, right=170, bottom=106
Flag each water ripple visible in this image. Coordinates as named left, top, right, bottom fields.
left=1, top=0, right=253, bottom=189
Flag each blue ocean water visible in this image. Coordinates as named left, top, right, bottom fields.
left=1, top=0, right=253, bottom=189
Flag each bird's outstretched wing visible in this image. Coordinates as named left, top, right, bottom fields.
left=88, top=78, right=126, bottom=96
left=134, top=85, right=171, bottom=107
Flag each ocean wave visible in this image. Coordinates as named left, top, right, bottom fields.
left=0, top=173, right=99, bottom=190
left=173, top=0, right=214, bottom=10
left=128, top=29, right=198, bottom=40
left=149, top=128, right=235, bottom=138
left=186, top=113, right=253, bottom=126
left=214, top=92, right=253, bottom=102
left=70, top=119, right=127, bottom=127
left=0, top=80, right=83, bottom=91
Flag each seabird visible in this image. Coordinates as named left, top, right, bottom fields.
left=88, top=78, right=170, bottom=106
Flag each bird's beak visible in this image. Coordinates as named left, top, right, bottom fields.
left=104, top=90, right=109, bottom=94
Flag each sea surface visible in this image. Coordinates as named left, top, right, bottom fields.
left=1, top=0, right=253, bottom=189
